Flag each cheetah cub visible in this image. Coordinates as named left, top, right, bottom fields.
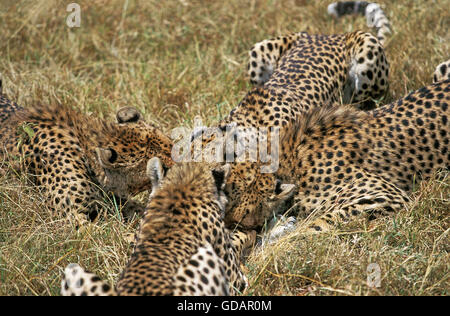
left=61, top=158, right=255, bottom=296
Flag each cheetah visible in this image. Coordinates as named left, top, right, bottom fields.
left=228, top=29, right=389, bottom=132
left=223, top=79, right=449, bottom=232
left=433, top=59, right=450, bottom=83
left=187, top=2, right=391, bottom=154
left=244, top=1, right=390, bottom=112
left=61, top=158, right=256, bottom=296
left=188, top=0, right=393, bottom=162
left=0, top=81, right=173, bottom=222
left=186, top=2, right=392, bottom=228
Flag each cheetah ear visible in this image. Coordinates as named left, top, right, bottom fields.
left=271, top=180, right=296, bottom=200
left=146, top=157, right=164, bottom=196
left=116, top=106, right=143, bottom=124
left=96, top=147, right=118, bottom=168
left=212, top=164, right=231, bottom=192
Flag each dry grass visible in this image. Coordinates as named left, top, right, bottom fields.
left=0, top=0, right=449, bottom=295
left=245, top=172, right=449, bottom=296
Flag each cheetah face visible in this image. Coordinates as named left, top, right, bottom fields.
left=95, top=107, right=173, bottom=198
left=96, top=146, right=153, bottom=197
left=223, top=163, right=296, bottom=229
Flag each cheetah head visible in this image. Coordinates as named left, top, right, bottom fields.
left=223, top=162, right=296, bottom=229
left=145, top=156, right=231, bottom=214
left=95, top=107, right=174, bottom=199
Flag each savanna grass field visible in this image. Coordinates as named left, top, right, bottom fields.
left=0, top=0, right=449, bottom=296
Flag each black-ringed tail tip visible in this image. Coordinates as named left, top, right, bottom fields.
left=327, top=1, right=391, bottom=46
left=433, top=59, right=450, bottom=83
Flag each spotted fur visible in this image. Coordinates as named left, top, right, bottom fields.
left=246, top=31, right=389, bottom=109
left=61, top=159, right=256, bottom=296
left=0, top=91, right=173, bottom=222
left=224, top=79, right=449, bottom=231
left=189, top=9, right=393, bottom=230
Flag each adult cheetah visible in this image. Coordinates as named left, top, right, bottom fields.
left=224, top=79, right=449, bottom=231
left=186, top=1, right=393, bottom=229
left=0, top=81, right=173, bottom=222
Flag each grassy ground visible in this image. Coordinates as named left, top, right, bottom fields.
left=0, top=0, right=449, bottom=295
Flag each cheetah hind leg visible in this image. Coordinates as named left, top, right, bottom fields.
left=247, top=32, right=308, bottom=85
left=305, top=171, right=410, bottom=233
left=344, top=32, right=389, bottom=109
left=61, top=263, right=116, bottom=296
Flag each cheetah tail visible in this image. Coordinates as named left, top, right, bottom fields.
left=327, top=1, right=391, bottom=46
left=433, top=59, right=450, bottom=83
left=0, top=73, right=3, bottom=95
